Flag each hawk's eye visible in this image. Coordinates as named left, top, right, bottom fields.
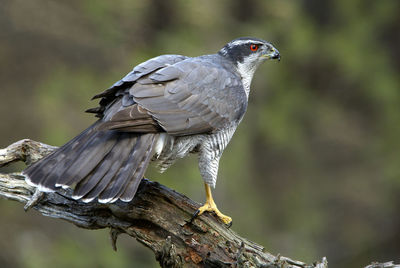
left=250, top=44, right=259, bottom=51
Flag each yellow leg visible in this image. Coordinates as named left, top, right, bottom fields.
left=195, top=183, right=232, bottom=225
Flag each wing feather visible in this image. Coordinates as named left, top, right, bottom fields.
left=96, top=56, right=247, bottom=136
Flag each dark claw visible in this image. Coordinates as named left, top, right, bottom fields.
left=190, top=209, right=200, bottom=222
left=190, top=209, right=232, bottom=227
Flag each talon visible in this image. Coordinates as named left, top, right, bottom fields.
left=190, top=209, right=201, bottom=222
left=193, top=209, right=200, bottom=218
left=194, top=183, right=233, bottom=225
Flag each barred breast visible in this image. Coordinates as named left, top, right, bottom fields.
left=152, top=123, right=238, bottom=187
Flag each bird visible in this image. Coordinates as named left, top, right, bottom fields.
left=24, top=37, right=280, bottom=225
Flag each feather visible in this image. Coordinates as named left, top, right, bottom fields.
left=97, top=134, right=156, bottom=202
left=24, top=123, right=99, bottom=188
left=85, top=107, right=103, bottom=114
left=130, top=83, right=165, bottom=98
left=119, top=135, right=156, bottom=201
left=78, top=133, right=135, bottom=202
left=54, top=130, right=117, bottom=187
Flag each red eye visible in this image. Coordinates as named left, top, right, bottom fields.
left=250, top=44, right=259, bottom=51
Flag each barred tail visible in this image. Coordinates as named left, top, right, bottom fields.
left=24, top=122, right=157, bottom=203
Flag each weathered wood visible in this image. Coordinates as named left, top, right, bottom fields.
left=364, top=262, right=400, bottom=268
left=1, top=139, right=329, bottom=267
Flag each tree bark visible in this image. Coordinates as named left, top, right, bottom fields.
left=0, top=139, right=350, bottom=267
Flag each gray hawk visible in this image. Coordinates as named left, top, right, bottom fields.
left=24, top=37, right=280, bottom=225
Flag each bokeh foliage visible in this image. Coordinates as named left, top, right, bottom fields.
left=1, top=0, right=399, bottom=267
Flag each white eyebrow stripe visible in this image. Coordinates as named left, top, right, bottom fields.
left=229, top=39, right=264, bottom=47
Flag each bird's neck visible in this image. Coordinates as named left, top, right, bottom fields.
left=216, top=52, right=258, bottom=98
left=236, top=61, right=258, bottom=98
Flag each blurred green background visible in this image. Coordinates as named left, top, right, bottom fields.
left=1, top=0, right=400, bottom=267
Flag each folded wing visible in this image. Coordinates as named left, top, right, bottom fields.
left=97, top=58, right=247, bottom=136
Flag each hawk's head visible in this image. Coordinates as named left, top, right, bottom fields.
left=219, top=37, right=280, bottom=64
left=219, top=37, right=280, bottom=92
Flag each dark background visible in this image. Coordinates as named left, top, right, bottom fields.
left=1, top=0, right=400, bottom=267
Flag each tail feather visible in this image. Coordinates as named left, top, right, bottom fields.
left=24, top=122, right=157, bottom=203
left=42, top=129, right=113, bottom=189
left=119, top=139, right=155, bottom=201
left=78, top=133, right=136, bottom=202
left=97, top=134, right=157, bottom=203
left=55, top=130, right=117, bottom=187
left=25, top=125, right=97, bottom=190
left=71, top=135, right=124, bottom=199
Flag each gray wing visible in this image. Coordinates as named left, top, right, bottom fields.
left=87, top=54, right=189, bottom=116
left=99, top=58, right=248, bottom=136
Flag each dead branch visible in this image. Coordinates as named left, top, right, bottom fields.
left=1, top=139, right=331, bottom=267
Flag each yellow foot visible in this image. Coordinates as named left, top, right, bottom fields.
left=194, top=200, right=232, bottom=225
left=192, top=183, right=233, bottom=226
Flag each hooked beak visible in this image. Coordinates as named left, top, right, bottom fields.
left=264, top=45, right=280, bottom=61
